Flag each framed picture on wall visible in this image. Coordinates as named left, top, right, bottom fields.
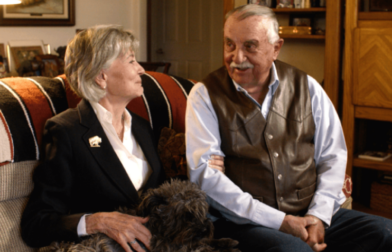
left=0, top=0, right=75, bottom=26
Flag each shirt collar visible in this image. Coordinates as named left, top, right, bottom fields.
left=89, top=101, right=132, bottom=130
left=232, top=62, right=280, bottom=96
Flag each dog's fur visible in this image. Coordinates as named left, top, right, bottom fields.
left=49, top=179, right=240, bottom=252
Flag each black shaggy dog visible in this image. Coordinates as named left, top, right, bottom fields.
left=50, top=179, right=240, bottom=252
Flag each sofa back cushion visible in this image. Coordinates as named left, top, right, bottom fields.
left=128, top=72, right=194, bottom=138
left=0, top=77, right=69, bottom=166
left=0, top=72, right=195, bottom=167
left=62, top=72, right=195, bottom=139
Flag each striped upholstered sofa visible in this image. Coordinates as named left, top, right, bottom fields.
left=0, top=72, right=194, bottom=251
left=0, top=72, right=352, bottom=251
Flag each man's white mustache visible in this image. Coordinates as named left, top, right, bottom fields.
left=230, top=61, right=254, bottom=69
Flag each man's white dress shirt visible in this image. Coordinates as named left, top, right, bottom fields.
left=186, top=63, right=347, bottom=230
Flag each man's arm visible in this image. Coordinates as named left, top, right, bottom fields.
left=186, top=83, right=285, bottom=230
left=306, top=75, right=348, bottom=226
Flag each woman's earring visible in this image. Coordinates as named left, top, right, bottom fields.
left=103, top=84, right=107, bottom=89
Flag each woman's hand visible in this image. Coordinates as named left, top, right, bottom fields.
left=208, top=155, right=225, bottom=173
left=86, top=212, right=151, bottom=252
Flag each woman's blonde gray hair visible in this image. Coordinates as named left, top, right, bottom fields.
left=225, top=4, right=280, bottom=45
left=65, top=25, right=139, bottom=102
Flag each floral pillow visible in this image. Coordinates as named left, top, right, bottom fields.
left=158, top=127, right=187, bottom=179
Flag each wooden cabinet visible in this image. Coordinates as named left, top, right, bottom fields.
left=342, top=0, right=392, bottom=219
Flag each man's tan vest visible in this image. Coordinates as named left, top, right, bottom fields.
left=202, top=60, right=316, bottom=215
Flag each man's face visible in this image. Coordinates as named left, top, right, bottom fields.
left=223, top=15, right=283, bottom=88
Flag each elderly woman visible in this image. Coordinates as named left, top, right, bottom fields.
left=21, top=25, right=165, bottom=252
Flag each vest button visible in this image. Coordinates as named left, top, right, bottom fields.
left=278, top=174, right=282, bottom=180
left=274, top=152, right=279, bottom=158
left=279, top=197, right=284, bottom=202
left=267, top=134, right=273, bottom=140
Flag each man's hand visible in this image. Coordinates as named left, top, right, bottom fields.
left=208, top=155, right=225, bottom=173
left=279, top=215, right=317, bottom=242
left=305, top=215, right=327, bottom=252
left=86, top=212, right=151, bottom=252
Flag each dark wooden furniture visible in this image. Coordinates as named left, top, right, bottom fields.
left=342, top=0, right=392, bottom=219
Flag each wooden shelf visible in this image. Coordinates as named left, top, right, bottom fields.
left=279, top=34, right=325, bottom=39
left=271, top=2, right=342, bottom=109
left=359, top=12, right=392, bottom=20
left=272, top=8, right=326, bottom=13
left=353, top=157, right=392, bottom=172
left=355, top=106, right=392, bottom=122
left=352, top=202, right=392, bottom=220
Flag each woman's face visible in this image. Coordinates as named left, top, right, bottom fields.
left=102, top=50, right=145, bottom=102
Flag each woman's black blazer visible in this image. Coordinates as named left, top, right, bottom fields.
left=21, top=99, right=166, bottom=248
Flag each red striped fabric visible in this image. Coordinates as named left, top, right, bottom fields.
left=5, top=78, right=53, bottom=147
left=0, top=72, right=196, bottom=166
left=59, top=73, right=193, bottom=135
left=59, top=75, right=81, bottom=109
left=148, top=72, right=188, bottom=133
left=0, top=111, right=13, bottom=165
left=127, top=72, right=195, bottom=136
left=127, top=96, right=149, bottom=121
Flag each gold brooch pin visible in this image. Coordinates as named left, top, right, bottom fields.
left=89, top=136, right=102, bottom=147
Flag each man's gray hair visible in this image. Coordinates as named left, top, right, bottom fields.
left=225, top=4, right=280, bottom=44
left=64, top=25, right=139, bottom=102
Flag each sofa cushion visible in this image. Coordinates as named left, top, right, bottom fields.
left=0, top=161, right=37, bottom=202
left=0, top=77, right=68, bottom=165
left=128, top=72, right=195, bottom=139
left=0, top=197, right=34, bottom=252
left=158, top=127, right=187, bottom=179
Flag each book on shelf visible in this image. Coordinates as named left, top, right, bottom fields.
left=380, top=173, right=392, bottom=185
left=358, top=151, right=392, bottom=161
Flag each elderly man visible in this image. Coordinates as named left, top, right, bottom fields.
left=185, top=4, right=392, bottom=252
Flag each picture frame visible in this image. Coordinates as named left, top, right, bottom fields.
left=0, top=43, right=5, bottom=58
left=7, top=40, right=46, bottom=72
left=35, top=54, right=62, bottom=77
left=290, top=14, right=313, bottom=27
left=292, top=17, right=311, bottom=26
left=0, top=0, right=75, bottom=26
left=0, top=57, right=10, bottom=78
left=10, top=46, right=44, bottom=70
left=277, top=0, right=294, bottom=8
left=248, top=0, right=273, bottom=7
